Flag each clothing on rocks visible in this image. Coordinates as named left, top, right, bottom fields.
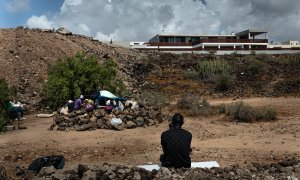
left=8, top=101, right=24, bottom=119
left=125, top=100, right=139, bottom=110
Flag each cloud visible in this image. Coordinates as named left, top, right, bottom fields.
left=27, top=15, right=54, bottom=29
left=26, top=0, right=300, bottom=42
left=6, top=0, right=30, bottom=13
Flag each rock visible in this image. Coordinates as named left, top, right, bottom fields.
left=135, top=117, right=144, bottom=127
left=118, top=169, right=126, bottom=174
left=90, top=116, right=97, bottom=123
left=126, top=115, right=134, bottom=120
left=126, top=121, right=136, bottom=129
left=147, top=119, right=155, bottom=126
left=56, top=27, right=72, bottom=35
left=133, top=171, right=141, bottom=180
left=80, top=119, right=90, bottom=125
left=39, top=166, right=55, bottom=176
left=264, top=175, right=275, bottom=180
left=54, top=116, right=64, bottom=124
left=57, top=126, right=66, bottom=131
left=161, top=167, right=171, bottom=175
left=82, top=170, right=96, bottom=180
left=78, top=164, right=89, bottom=178
left=68, top=112, right=76, bottom=118
left=36, top=113, right=54, bottom=118
left=5, top=126, right=15, bottom=131
left=113, top=124, right=125, bottom=131
left=51, top=173, right=66, bottom=180
left=75, top=124, right=92, bottom=131
left=75, top=110, right=84, bottom=115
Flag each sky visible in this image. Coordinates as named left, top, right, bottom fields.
left=1, top=0, right=300, bottom=42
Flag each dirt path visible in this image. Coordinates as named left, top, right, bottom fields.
left=0, top=97, right=299, bottom=170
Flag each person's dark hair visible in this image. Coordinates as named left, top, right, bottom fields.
left=171, top=113, right=184, bottom=127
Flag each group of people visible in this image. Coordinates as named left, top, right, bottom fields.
left=65, top=93, right=135, bottom=114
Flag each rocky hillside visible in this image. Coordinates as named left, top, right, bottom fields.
left=1, top=28, right=299, bottom=111
left=0, top=27, right=139, bottom=111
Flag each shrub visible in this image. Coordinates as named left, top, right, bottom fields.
left=177, top=95, right=211, bottom=116
left=223, top=101, right=256, bottom=122
left=43, top=53, right=127, bottom=109
left=139, top=91, right=168, bottom=108
left=196, top=59, right=232, bottom=81
left=285, top=54, right=300, bottom=68
left=246, top=58, right=267, bottom=77
left=221, top=101, right=277, bottom=122
left=214, top=72, right=235, bottom=91
left=183, top=70, right=199, bottom=80
left=0, top=78, right=18, bottom=131
left=260, top=107, right=277, bottom=120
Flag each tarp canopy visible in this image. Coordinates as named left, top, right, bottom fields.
left=100, top=90, right=118, bottom=99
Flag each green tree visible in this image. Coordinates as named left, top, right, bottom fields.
left=43, top=53, right=126, bottom=109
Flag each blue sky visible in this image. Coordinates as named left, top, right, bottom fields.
left=0, top=0, right=299, bottom=42
left=0, top=0, right=63, bottom=28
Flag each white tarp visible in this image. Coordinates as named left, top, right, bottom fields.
left=137, top=161, right=220, bottom=171
left=100, top=90, right=118, bottom=99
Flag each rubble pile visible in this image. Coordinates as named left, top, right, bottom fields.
left=50, top=107, right=168, bottom=132
left=29, top=158, right=300, bottom=179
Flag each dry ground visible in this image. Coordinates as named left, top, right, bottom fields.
left=0, top=97, right=299, bottom=171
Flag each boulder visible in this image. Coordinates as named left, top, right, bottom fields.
left=51, top=173, right=66, bottom=180
left=135, top=117, right=144, bottom=127
left=56, top=27, right=72, bottom=35
left=113, top=124, right=125, bottom=131
left=90, top=116, right=97, bottom=123
left=126, top=115, right=134, bottom=120
left=126, top=121, right=136, bottom=129
left=82, top=170, right=96, bottom=180
left=75, top=124, right=93, bottom=131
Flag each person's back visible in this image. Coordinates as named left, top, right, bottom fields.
left=74, top=95, right=83, bottom=110
left=160, top=113, right=192, bottom=168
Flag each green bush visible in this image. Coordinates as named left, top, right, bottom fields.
left=246, top=59, right=267, bottom=77
left=260, top=107, right=277, bottom=120
left=196, top=59, right=232, bottom=81
left=0, top=78, right=17, bottom=131
left=221, top=101, right=277, bottom=122
left=177, top=95, right=211, bottom=116
left=139, top=91, right=168, bottom=108
left=183, top=70, right=199, bottom=80
left=43, top=53, right=127, bottom=109
left=285, top=54, right=300, bottom=68
left=214, top=72, right=235, bottom=91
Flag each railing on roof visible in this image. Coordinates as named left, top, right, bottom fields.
left=148, top=42, right=192, bottom=46
left=149, top=39, right=268, bottom=46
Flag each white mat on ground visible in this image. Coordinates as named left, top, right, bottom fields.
left=137, top=161, right=219, bottom=171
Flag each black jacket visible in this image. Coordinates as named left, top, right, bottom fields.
left=161, top=127, right=192, bottom=168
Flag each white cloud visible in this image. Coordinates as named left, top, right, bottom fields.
left=6, top=0, right=30, bottom=13
left=78, top=23, right=91, bottom=35
left=27, top=15, right=54, bottom=29
left=26, top=0, right=300, bottom=42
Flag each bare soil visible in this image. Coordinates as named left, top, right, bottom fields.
left=1, top=97, right=299, bottom=170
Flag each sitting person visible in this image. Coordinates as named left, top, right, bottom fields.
left=74, top=95, right=84, bottom=110
left=160, top=113, right=192, bottom=168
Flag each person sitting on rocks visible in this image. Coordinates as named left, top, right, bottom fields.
left=74, top=95, right=84, bottom=110
left=160, top=113, right=192, bottom=168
